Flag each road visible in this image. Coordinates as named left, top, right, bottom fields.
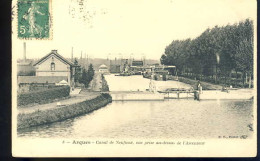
left=88, top=72, right=103, bottom=91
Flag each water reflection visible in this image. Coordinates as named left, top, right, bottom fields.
left=18, top=99, right=253, bottom=139
left=104, top=75, right=191, bottom=91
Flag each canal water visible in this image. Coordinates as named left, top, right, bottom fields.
left=18, top=75, right=254, bottom=139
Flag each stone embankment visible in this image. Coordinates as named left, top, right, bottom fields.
left=17, top=93, right=112, bottom=129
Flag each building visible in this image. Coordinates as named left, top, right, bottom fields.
left=110, top=64, right=121, bottom=73
left=17, top=42, right=36, bottom=76
left=17, top=50, right=76, bottom=93
left=120, top=59, right=130, bottom=72
left=131, top=60, right=143, bottom=66
left=17, top=60, right=35, bottom=76
left=33, top=50, right=75, bottom=86
left=130, top=60, right=144, bottom=74
left=98, top=64, right=109, bottom=73
left=143, top=65, right=176, bottom=80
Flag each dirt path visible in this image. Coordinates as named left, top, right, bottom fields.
left=18, top=91, right=100, bottom=114
left=88, top=72, right=103, bottom=91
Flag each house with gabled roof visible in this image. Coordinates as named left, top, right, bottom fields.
left=17, top=50, right=78, bottom=93
left=33, top=50, right=76, bottom=87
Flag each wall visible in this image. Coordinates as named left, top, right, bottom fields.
left=35, top=54, right=71, bottom=86
left=110, top=65, right=120, bottom=73
left=35, top=55, right=70, bottom=77
left=99, top=68, right=109, bottom=73
left=17, top=64, right=35, bottom=76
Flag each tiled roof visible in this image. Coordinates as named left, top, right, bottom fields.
left=18, top=76, right=68, bottom=84
left=33, top=50, right=74, bottom=66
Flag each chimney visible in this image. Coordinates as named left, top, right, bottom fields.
left=84, top=52, right=86, bottom=69
left=80, top=51, right=82, bottom=66
left=71, top=47, right=74, bottom=61
left=80, top=51, right=82, bottom=60
left=51, top=49, right=58, bottom=53
left=23, top=42, right=26, bottom=61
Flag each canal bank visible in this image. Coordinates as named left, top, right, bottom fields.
left=18, top=99, right=254, bottom=139
left=176, top=77, right=223, bottom=90
left=17, top=93, right=112, bottom=130
left=18, top=74, right=254, bottom=139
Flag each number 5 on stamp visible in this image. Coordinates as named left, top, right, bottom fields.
left=18, top=0, right=51, bottom=39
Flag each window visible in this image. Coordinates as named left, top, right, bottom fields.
left=51, top=62, right=55, bottom=71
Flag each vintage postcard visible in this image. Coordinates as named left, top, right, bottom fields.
left=12, top=0, right=257, bottom=157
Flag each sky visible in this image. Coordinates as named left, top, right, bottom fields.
left=13, top=0, right=256, bottom=60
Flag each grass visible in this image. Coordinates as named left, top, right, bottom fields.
left=178, top=77, right=223, bottom=90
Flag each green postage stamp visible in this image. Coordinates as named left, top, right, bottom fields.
left=17, top=0, right=51, bottom=39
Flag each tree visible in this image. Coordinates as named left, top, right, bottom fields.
left=87, top=64, right=95, bottom=79
left=160, top=19, right=254, bottom=88
left=234, top=19, right=254, bottom=87
left=81, top=68, right=87, bottom=87
left=82, top=64, right=95, bottom=88
left=74, top=59, right=81, bottom=83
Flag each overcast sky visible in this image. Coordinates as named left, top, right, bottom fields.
left=13, top=0, right=256, bottom=60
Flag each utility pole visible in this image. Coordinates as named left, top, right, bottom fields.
left=87, top=54, right=89, bottom=70
left=80, top=51, right=82, bottom=59
left=84, top=52, right=86, bottom=69
left=80, top=51, right=83, bottom=67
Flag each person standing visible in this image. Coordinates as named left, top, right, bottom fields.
left=197, top=80, right=202, bottom=93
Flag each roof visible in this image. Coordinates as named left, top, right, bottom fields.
left=99, top=64, right=108, bottom=69
left=33, top=50, right=74, bottom=66
left=17, top=60, right=33, bottom=66
left=56, top=80, right=68, bottom=85
left=18, top=76, right=68, bottom=84
left=59, top=80, right=68, bottom=84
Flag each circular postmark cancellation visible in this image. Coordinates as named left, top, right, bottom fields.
left=17, top=0, right=52, bottom=40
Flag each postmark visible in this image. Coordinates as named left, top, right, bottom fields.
left=17, top=0, right=52, bottom=39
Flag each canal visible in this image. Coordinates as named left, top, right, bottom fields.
left=18, top=75, right=254, bottom=139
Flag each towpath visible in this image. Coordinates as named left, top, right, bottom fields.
left=178, top=77, right=223, bottom=90
left=18, top=91, right=100, bottom=114
left=88, top=72, right=103, bottom=91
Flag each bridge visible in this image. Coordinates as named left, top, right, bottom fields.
left=102, top=89, right=198, bottom=101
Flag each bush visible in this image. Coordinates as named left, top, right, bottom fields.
left=17, top=93, right=112, bottom=129
left=162, top=74, right=167, bottom=81
left=154, top=75, right=158, bottom=80
left=18, top=86, right=70, bottom=106
left=101, top=74, right=109, bottom=92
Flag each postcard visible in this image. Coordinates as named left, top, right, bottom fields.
left=12, top=0, right=257, bottom=157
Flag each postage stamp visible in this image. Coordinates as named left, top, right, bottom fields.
left=17, top=0, right=51, bottom=39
